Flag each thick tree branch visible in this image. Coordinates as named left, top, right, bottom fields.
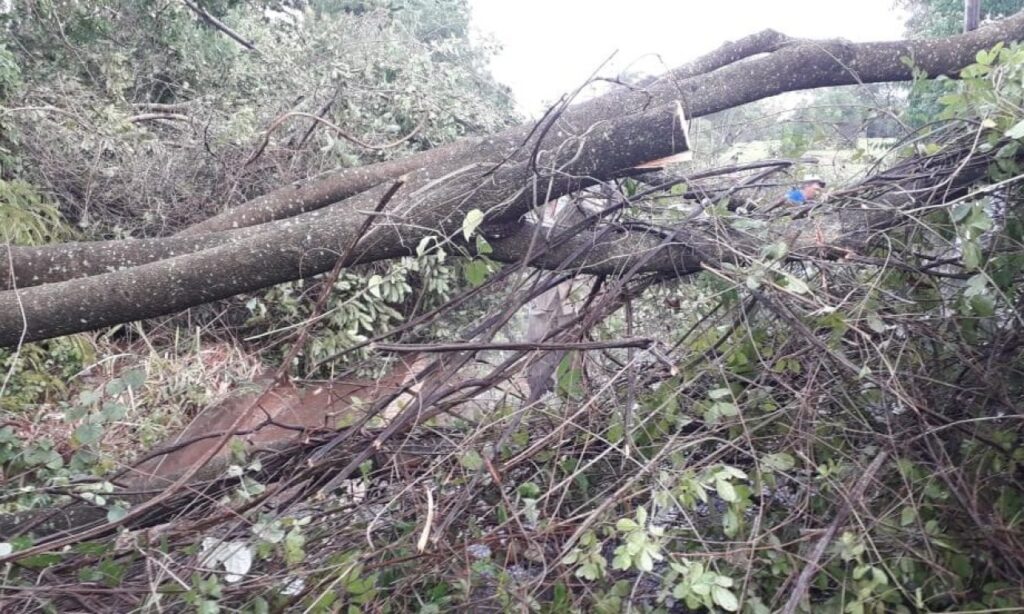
left=0, top=159, right=795, bottom=289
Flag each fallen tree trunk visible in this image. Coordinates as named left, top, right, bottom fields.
left=1, top=16, right=1022, bottom=347
left=0, top=159, right=804, bottom=289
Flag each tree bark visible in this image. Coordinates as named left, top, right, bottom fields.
left=0, top=15, right=1020, bottom=347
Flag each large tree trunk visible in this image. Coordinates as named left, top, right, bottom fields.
left=1, top=15, right=1021, bottom=347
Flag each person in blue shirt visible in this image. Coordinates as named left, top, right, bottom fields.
left=786, top=176, right=826, bottom=204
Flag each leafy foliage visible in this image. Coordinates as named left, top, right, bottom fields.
left=899, top=0, right=1024, bottom=37
left=0, top=0, right=516, bottom=232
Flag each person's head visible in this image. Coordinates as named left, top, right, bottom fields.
left=801, top=176, right=826, bottom=200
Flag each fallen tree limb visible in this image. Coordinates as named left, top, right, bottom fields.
left=0, top=159, right=802, bottom=290
left=178, top=152, right=433, bottom=236
left=0, top=145, right=988, bottom=348
left=180, top=10, right=1006, bottom=236
left=372, top=338, right=653, bottom=353
left=0, top=144, right=990, bottom=347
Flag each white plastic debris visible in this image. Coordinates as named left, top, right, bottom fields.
left=200, top=537, right=252, bottom=583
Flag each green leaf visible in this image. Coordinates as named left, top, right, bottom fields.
left=106, top=504, right=128, bottom=523
left=872, top=566, right=888, bottom=586
left=996, top=141, right=1020, bottom=159
left=284, top=528, right=306, bottom=565
left=900, top=506, right=916, bottom=527
left=763, top=452, right=795, bottom=472
left=518, top=482, right=541, bottom=499
left=555, top=354, right=584, bottom=400
left=731, top=217, right=766, bottom=230
left=719, top=465, right=748, bottom=480
left=715, top=478, right=737, bottom=503
left=938, top=93, right=963, bottom=109
left=708, top=387, right=732, bottom=400
left=122, top=367, right=146, bottom=391
left=622, top=178, right=639, bottom=197
left=475, top=234, right=492, bottom=255
left=1006, top=119, right=1024, bottom=139
left=459, top=449, right=483, bottom=471
left=964, top=274, right=987, bottom=297
left=365, top=276, right=383, bottom=299
left=712, top=585, right=739, bottom=612
left=463, top=259, right=489, bottom=287
left=553, top=582, right=570, bottom=608
left=249, top=598, right=270, bottom=614
left=615, top=518, right=639, bottom=532
left=745, top=596, right=772, bottom=614
left=637, top=549, right=654, bottom=572
left=761, top=242, right=788, bottom=260
left=606, top=421, right=624, bottom=444
left=74, top=423, right=104, bottom=446
left=712, top=401, right=738, bottom=417
left=0, top=426, right=17, bottom=445
left=968, top=210, right=993, bottom=233
left=66, top=403, right=89, bottom=421
left=462, top=209, right=484, bottom=241
left=950, top=203, right=972, bottom=222
left=950, top=553, right=973, bottom=579
left=970, top=293, right=996, bottom=317
left=105, top=378, right=126, bottom=396
left=1008, top=217, right=1024, bottom=242
left=101, top=402, right=127, bottom=422
left=78, top=388, right=102, bottom=406
left=21, top=553, right=61, bottom=569
left=578, top=562, right=602, bottom=581
left=612, top=548, right=632, bottom=571
left=780, top=273, right=809, bottom=294
left=197, top=600, right=220, bottom=614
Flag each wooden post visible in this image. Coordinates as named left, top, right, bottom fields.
left=965, top=0, right=982, bottom=32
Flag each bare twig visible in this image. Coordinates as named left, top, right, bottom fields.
left=181, top=0, right=257, bottom=51
left=372, top=338, right=652, bottom=353
left=778, top=451, right=890, bottom=614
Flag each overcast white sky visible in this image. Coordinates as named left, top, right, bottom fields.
left=469, top=0, right=910, bottom=116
